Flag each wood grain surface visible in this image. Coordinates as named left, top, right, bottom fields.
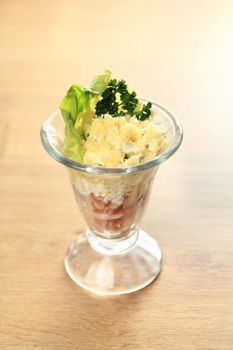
left=1, top=0, right=233, bottom=349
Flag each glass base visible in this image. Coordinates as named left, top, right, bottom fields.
left=64, top=229, right=162, bottom=296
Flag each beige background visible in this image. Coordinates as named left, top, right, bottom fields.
left=1, top=0, right=233, bottom=349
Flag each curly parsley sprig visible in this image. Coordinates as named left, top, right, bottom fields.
left=95, top=79, right=152, bottom=120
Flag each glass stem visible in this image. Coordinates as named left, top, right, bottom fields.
left=86, top=227, right=139, bottom=255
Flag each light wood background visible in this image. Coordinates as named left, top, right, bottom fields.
left=1, top=1, right=233, bottom=349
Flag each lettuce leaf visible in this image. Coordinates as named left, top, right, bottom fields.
left=59, top=85, right=91, bottom=163
left=63, top=126, right=83, bottom=163
left=59, top=70, right=111, bottom=163
left=90, top=69, right=111, bottom=94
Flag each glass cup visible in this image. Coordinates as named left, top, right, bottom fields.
left=41, top=99, right=183, bottom=295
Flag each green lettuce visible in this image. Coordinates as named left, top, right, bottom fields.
left=90, top=69, right=111, bottom=94
left=63, top=126, right=83, bottom=163
left=59, top=69, right=111, bottom=162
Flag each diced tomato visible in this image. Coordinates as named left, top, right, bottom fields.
left=81, top=184, right=150, bottom=234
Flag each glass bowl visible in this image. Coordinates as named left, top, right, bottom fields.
left=41, top=99, right=183, bottom=295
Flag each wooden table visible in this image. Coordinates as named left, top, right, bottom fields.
left=1, top=1, right=233, bottom=349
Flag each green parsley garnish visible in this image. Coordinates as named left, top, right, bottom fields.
left=95, top=79, right=152, bottom=120
left=135, top=101, right=152, bottom=121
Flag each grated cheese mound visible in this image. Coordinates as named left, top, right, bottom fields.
left=83, top=114, right=168, bottom=167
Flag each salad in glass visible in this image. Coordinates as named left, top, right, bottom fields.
left=60, top=69, right=168, bottom=238
left=41, top=69, right=183, bottom=295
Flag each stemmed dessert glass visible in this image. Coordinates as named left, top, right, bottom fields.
left=41, top=99, right=183, bottom=295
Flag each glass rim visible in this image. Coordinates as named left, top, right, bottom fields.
left=40, top=99, right=183, bottom=175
